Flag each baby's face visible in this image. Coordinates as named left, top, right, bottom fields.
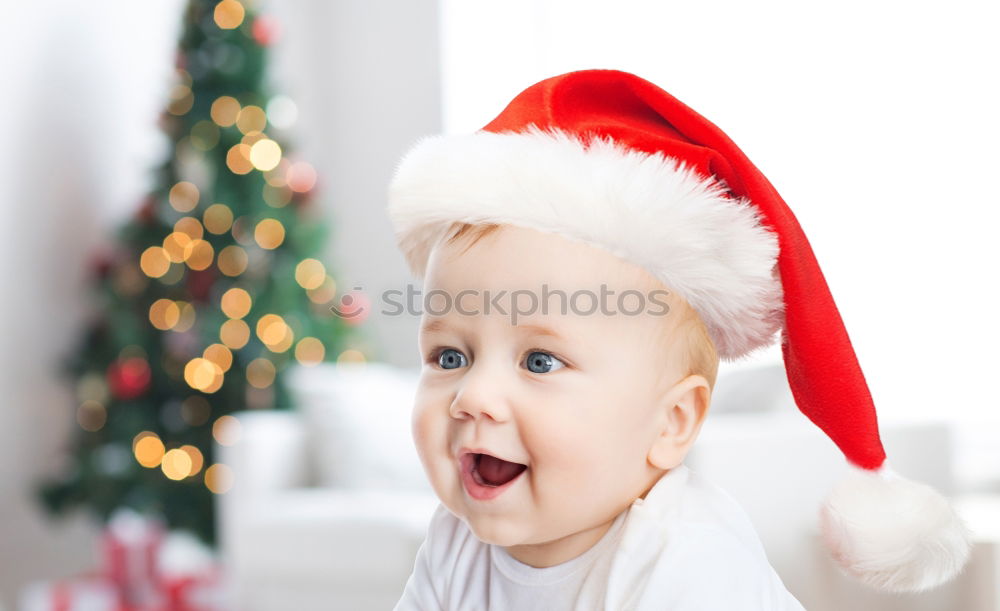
left=413, top=224, right=699, bottom=566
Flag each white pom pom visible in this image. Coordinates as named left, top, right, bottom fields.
left=819, top=463, right=972, bottom=592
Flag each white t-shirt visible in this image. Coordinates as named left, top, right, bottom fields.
left=393, top=464, right=806, bottom=611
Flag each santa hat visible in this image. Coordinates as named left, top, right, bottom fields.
left=385, top=69, right=971, bottom=592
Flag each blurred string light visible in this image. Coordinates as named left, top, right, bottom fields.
left=337, top=349, right=366, bottom=365
left=236, top=105, right=266, bottom=133
left=212, top=415, right=242, bottom=446
left=133, top=431, right=165, bottom=468
left=254, top=218, right=284, bottom=249
left=266, top=95, right=298, bottom=130
left=213, top=0, right=245, bottom=29
left=76, top=400, right=107, bottom=432
left=306, top=275, right=337, bottom=304
left=174, top=216, right=204, bottom=239
left=295, top=337, right=325, bottom=366
left=190, top=120, right=221, bottom=150
left=204, top=463, right=234, bottom=494
left=210, top=96, right=240, bottom=126
left=203, top=203, right=234, bottom=234
left=169, top=181, right=200, bottom=212
left=256, top=313, right=293, bottom=352
left=220, top=318, right=250, bottom=349
left=217, top=245, right=248, bottom=276
left=246, top=357, right=275, bottom=388
left=220, top=287, right=251, bottom=318
left=294, top=258, right=325, bottom=289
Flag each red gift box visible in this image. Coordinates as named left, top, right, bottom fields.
left=21, top=508, right=231, bottom=611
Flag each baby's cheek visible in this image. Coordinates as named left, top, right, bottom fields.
left=410, top=401, right=441, bottom=463
left=522, top=406, right=591, bottom=472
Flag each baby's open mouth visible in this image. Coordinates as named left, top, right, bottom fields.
left=471, top=453, right=528, bottom=487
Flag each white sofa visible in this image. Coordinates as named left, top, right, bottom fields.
left=215, top=362, right=997, bottom=611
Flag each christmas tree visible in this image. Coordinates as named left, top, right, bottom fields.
left=37, top=0, right=370, bottom=546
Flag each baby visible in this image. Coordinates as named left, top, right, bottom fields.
left=386, top=70, right=970, bottom=609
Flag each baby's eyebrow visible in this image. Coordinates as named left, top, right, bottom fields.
left=419, top=319, right=566, bottom=340
left=513, top=323, right=565, bottom=340
left=419, top=318, right=450, bottom=336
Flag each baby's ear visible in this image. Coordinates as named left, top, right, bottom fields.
left=646, top=375, right=711, bottom=470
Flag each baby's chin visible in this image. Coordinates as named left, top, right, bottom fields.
left=461, top=513, right=535, bottom=547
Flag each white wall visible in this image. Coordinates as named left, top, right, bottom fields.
left=0, top=0, right=440, bottom=606
left=439, top=0, right=1000, bottom=482
left=0, top=1, right=187, bottom=606
left=264, top=0, right=442, bottom=370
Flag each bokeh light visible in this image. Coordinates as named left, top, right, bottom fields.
left=173, top=301, right=197, bottom=333
left=183, top=239, right=214, bottom=270
left=167, top=85, right=194, bottom=116
left=249, top=138, right=282, bottom=171
left=149, top=298, right=181, bottom=330
left=169, top=181, right=200, bottom=213
left=203, top=343, right=233, bottom=372
left=226, top=144, right=254, bottom=175
left=213, top=0, right=245, bottom=30
left=203, top=203, right=234, bottom=234
left=254, top=218, right=285, bottom=249
left=140, top=246, right=171, bottom=278
left=246, top=357, right=276, bottom=388
left=205, top=463, right=234, bottom=494
left=161, top=448, right=193, bottom=481
left=266, top=95, right=298, bottom=130
left=184, top=357, right=223, bottom=393
left=174, top=216, right=205, bottom=240
left=190, top=120, right=221, bottom=151
left=337, top=349, right=367, bottom=365
left=217, top=245, right=248, bottom=277
left=212, top=415, right=242, bottom=446
left=294, top=258, right=326, bottom=290
left=294, top=337, right=325, bottom=366
left=236, top=105, right=266, bottom=134
left=163, top=231, right=193, bottom=263
left=255, top=314, right=288, bottom=345
left=220, top=288, right=252, bottom=319
left=211, top=96, right=241, bottom=127
left=220, top=319, right=250, bottom=349
left=262, top=183, right=293, bottom=208
left=133, top=432, right=165, bottom=468
left=76, top=400, right=107, bottom=432
left=286, top=161, right=317, bottom=193
left=181, top=445, right=205, bottom=476
left=306, top=275, right=337, bottom=304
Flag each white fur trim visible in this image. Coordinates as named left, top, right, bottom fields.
left=819, top=463, right=972, bottom=592
left=387, top=126, right=784, bottom=360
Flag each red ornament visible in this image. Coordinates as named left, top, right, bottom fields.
left=186, top=268, right=216, bottom=302
left=107, top=357, right=152, bottom=400
left=251, top=15, right=280, bottom=46
left=136, top=196, right=157, bottom=225
left=91, top=249, right=115, bottom=279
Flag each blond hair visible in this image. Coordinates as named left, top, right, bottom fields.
left=442, top=221, right=719, bottom=390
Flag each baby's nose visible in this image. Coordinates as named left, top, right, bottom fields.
left=449, top=366, right=511, bottom=422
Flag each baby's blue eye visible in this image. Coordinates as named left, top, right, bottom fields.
left=432, top=348, right=566, bottom=374
left=524, top=351, right=566, bottom=374
left=436, top=348, right=467, bottom=370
